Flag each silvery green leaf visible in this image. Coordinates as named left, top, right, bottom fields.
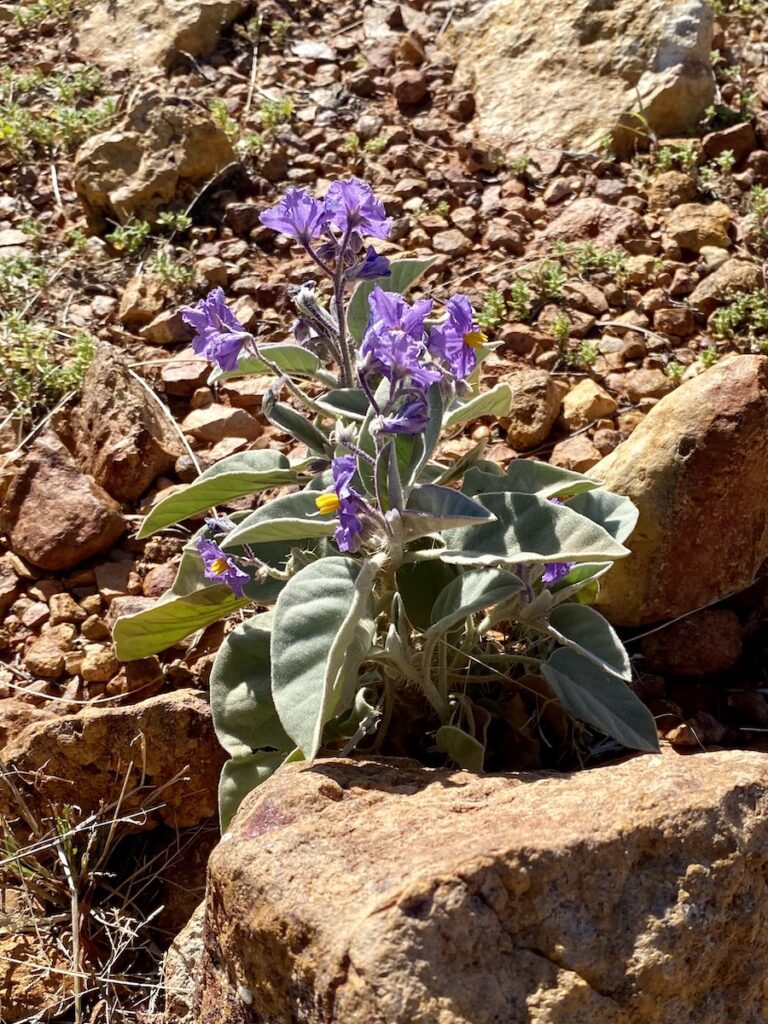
left=463, top=461, right=601, bottom=500
left=219, top=750, right=298, bottom=830
left=347, top=257, right=437, bottom=342
left=210, top=342, right=320, bottom=381
left=402, top=484, right=494, bottom=540
left=138, top=450, right=297, bottom=538
left=266, top=401, right=333, bottom=457
left=271, top=557, right=378, bottom=758
left=435, top=725, right=485, bottom=772
left=442, top=492, right=629, bottom=566
left=411, top=383, right=445, bottom=479
left=335, top=615, right=377, bottom=712
left=315, top=388, right=370, bottom=421
left=541, top=648, right=659, bottom=753
left=113, top=585, right=247, bottom=661
left=566, top=489, right=639, bottom=545
left=443, top=382, right=513, bottom=429
left=210, top=612, right=291, bottom=759
left=547, top=603, right=631, bottom=680
left=222, top=492, right=337, bottom=548
left=396, top=557, right=458, bottom=631
left=172, top=529, right=293, bottom=605
left=375, top=439, right=403, bottom=513
left=433, top=438, right=488, bottom=486
left=426, top=569, right=524, bottom=636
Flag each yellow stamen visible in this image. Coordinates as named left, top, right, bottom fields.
left=464, top=330, right=487, bottom=349
left=210, top=557, right=230, bottom=575
left=315, top=493, right=340, bottom=515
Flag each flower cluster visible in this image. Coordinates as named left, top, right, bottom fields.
left=260, top=177, right=393, bottom=281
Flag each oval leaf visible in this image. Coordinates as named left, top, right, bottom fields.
left=442, top=492, right=630, bottom=566
left=547, top=603, right=631, bottom=680
left=435, top=725, right=485, bottom=772
left=541, top=647, right=659, bottom=752
left=566, top=489, right=639, bottom=545
left=138, top=450, right=295, bottom=538
left=427, top=569, right=524, bottom=636
left=210, top=613, right=291, bottom=758
left=271, top=557, right=377, bottom=758
left=222, top=491, right=337, bottom=549
left=443, top=382, right=512, bottom=429
left=211, top=342, right=320, bottom=381
left=463, top=461, right=601, bottom=500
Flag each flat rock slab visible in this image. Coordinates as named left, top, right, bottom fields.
left=198, top=750, right=768, bottom=1024
left=449, top=0, right=714, bottom=157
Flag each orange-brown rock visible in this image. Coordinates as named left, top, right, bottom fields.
left=0, top=690, right=224, bottom=827
left=1, top=431, right=126, bottom=571
left=642, top=608, right=743, bottom=678
left=198, top=750, right=768, bottom=1024
left=594, top=356, right=768, bottom=625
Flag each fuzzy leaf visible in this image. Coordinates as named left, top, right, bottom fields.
left=402, top=484, right=494, bottom=539
left=271, top=557, right=377, bottom=758
left=427, top=569, right=524, bottom=636
left=566, top=489, right=639, bottom=545
left=435, top=725, right=485, bottom=771
left=210, top=612, right=291, bottom=759
left=218, top=750, right=293, bottom=830
left=541, top=648, right=659, bottom=753
left=443, top=382, right=513, bottom=429
left=138, top=450, right=296, bottom=538
left=266, top=401, right=333, bottom=456
left=113, top=586, right=246, bottom=661
left=442, top=492, right=629, bottom=567
left=222, top=491, right=337, bottom=548
left=463, top=461, right=601, bottom=500
left=315, top=388, right=370, bottom=421
left=210, top=343, right=320, bottom=382
left=547, top=603, right=631, bottom=680
left=347, top=257, right=437, bottom=342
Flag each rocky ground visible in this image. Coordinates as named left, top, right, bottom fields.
left=3, top=0, right=768, bottom=1020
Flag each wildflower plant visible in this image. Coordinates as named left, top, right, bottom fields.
left=113, top=178, right=658, bottom=828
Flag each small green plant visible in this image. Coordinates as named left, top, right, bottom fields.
left=258, top=97, right=293, bottom=129
left=0, top=253, right=48, bottom=307
left=654, top=142, right=698, bottom=173
left=269, top=18, right=290, bottom=45
left=145, top=245, right=196, bottom=292
left=156, top=210, right=193, bottom=234
left=510, top=153, right=530, bottom=175
left=105, top=219, right=151, bottom=255
left=570, top=243, right=627, bottom=281
left=477, top=287, right=507, bottom=330
left=17, top=216, right=44, bottom=249
left=536, top=260, right=568, bottom=302
left=699, top=346, right=721, bottom=367
left=551, top=310, right=571, bottom=348
left=0, top=315, right=95, bottom=419
left=709, top=289, right=768, bottom=352
left=344, top=132, right=361, bottom=155
left=363, top=135, right=387, bottom=155
left=507, top=280, right=533, bottom=321
left=714, top=149, right=736, bottom=174
left=12, top=0, right=75, bottom=27
left=572, top=340, right=599, bottom=368
left=665, top=361, right=686, bottom=383
left=67, top=227, right=89, bottom=252
left=209, top=98, right=239, bottom=142
left=434, top=200, right=450, bottom=218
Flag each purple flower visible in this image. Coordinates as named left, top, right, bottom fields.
left=181, top=288, right=252, bottom=372
left=327, top=455, right=366, bottom=552
left=260, top=187, right=327, bottom=244
left=541, top=562, right=574, bottom=586
left=197, top=538, right=250, bottom=597
left=379, top=394, right=430, bottom=435
left=360, top=287, right=441, bottom=389
left=428, top=294, right=487, bottom=381
left=325, top=178, right=392, bottom=240
left=204, top=514, right=236, bottom=534
left=349, top=245, right=391, bottom=281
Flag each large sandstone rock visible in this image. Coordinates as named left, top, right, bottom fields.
left=688, top=258, right=762, bottom=316
left=0, top=690, right=225, bottom=827
left=198, top=751, right=768, bottom=1024
left=74, top=0, right=249, bottom=72
left=164, top=903, right=205, bottom=1024
left=1, top=431, right=126, bottom=571
left=501, top=368, right=561, bottom=450
left=450, top=0, right=714, bottom=157
left=594, top=355, right=768, bottom=625
left=73, top=342, right=182, bottom=502
left=540, top=197, right=647, bottom=249
left=74, top=92, right=235, bottom=230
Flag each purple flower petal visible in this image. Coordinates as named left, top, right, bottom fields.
left=325, top=178, right=392, bottom=240
left=260, top=187, right=327, bottom=244
left=181, top=288, right=252, bottom=371
left=541, top=562, right=574, bottom=586
left=427, top=293, right=486, bottom=381
left=197, top=537, right=250, bottom=597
